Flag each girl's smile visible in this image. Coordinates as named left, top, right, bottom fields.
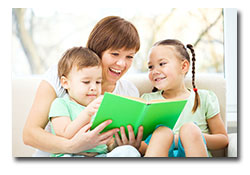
left=153, top=76, right=166, bottom=82
left=148, top=45, right=187, bottom=91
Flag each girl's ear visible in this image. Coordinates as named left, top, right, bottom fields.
left=181, top=60, right=190, bottom=74
left=60, top=76, right=69, bottom=90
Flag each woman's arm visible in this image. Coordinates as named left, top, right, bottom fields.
left=23, top=80, right=68, bottom=153
left=204, top=113, right=229, bottom=150
left=23, top=80, right=118, bottom=154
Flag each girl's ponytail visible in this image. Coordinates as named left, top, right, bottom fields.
left=186, top=44, right=200, bottom=113
left=150, top=39, right=200, bottom=113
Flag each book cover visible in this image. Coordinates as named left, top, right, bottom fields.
left=90, top=92, right=187, bottom=140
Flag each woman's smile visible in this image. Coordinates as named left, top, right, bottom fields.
left=101, top=48, right=135, bottom=83
left=109, top=67, right=122, bottom=76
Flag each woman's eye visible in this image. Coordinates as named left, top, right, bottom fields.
left=111, top=53, right=119, bottom=56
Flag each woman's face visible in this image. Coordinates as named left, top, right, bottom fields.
left=101, top=48, right=136, bottom=84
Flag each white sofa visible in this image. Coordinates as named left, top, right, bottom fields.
left=12, top=74, right=237, bottom=157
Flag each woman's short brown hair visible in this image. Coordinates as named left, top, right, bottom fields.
left=86, top=16, right=140, bottom=58
left=58, top=46, right=101, bottom=78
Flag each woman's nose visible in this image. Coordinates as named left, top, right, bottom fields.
left=116, top=58, right=126, bottom=67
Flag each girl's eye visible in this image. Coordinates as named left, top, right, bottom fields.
left=159, top=62, right=166, bottom=66
left=148, top=65, right=153, bottom=70
left=96, top=81, right=102, bottom=84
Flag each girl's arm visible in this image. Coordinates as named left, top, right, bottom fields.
left=51, top=96, right=103, bottom=139
left=139, top=141, right=148, bottom=156
left=204, top=113, right=229, bottom=150
left=23, top=80, right=118, bottom=154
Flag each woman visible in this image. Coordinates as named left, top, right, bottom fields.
left=23, top=16, right=144, bottom=157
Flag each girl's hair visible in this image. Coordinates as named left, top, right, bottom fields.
left=58, top=46, right=101, bottom=78
left=86, top=16, right=140, bottom=58
left=152, top=39, right=200, bottom=113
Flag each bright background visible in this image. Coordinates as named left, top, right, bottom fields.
left=12, top=8, right=224, bottom=76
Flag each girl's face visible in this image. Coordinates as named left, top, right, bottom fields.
left=101, top=48, right=136, bottom=84
left=148, top=45, right=189, bottom=91
left=61, top=66, right=102, bottom=106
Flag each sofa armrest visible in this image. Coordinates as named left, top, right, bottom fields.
left=226, top=133, right=237, bottom=157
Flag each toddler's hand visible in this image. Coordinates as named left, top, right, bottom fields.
left=85, top=96, right=104, bottom=117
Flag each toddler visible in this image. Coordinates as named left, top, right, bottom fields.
left=49, top=47, right=117, bottom=157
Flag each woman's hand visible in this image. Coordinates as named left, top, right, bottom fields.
left=114, top=125, right=143, bottom=150
left=66, top=120, right=119, bottom=154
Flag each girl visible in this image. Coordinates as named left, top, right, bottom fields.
left=23, top=16, right=143, bottom=157
left=142, top=39, right=228, bottom=157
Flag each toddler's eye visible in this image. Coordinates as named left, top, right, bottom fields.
left=96, top=81, right=102, bottom=84
left=82, top=81, right=90, bottom=84
left=126, top=55, right=134, bottom=59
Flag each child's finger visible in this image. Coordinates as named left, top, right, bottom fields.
left=79, top=122, right=92, bottom=133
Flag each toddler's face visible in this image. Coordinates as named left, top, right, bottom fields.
left=65, top=66, right=102, bottom=106
left=148, top=45, right=185, bottom=91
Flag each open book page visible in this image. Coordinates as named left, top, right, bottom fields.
left=149, top=98, right=185, bottom=104
left=91, top=92, right=187, bottom=140
left=114, top=94, right=147, bottom=103
left=114, top=93, right=185, bottom=104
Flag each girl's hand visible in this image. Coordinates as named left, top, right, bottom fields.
left=174, top=133, right=179, bottom=147
left=114, top=125, right=143, bottom=150
left=67, top=120, right=119, bottom=153
left=84, top=96, right=104, bottom=117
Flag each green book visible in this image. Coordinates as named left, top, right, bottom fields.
left=91, top=92, right=187, bottom=140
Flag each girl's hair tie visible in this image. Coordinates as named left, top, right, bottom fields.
left=193, top=88, right=198, bottom=92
